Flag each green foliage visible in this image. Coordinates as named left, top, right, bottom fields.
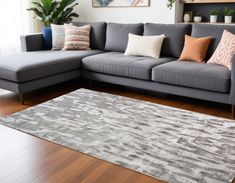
left=210, top=8, right=219, bottom=16
left=223, top=7, right=235, bottom=16
left=167, top=0, right=176, bottom=10
left=27, top=0, right=79, bottom=27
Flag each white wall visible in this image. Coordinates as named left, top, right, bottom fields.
left=76, top=0, right=183, bottom=24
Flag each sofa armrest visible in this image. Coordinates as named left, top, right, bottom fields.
left=20, top=33, right=44, bottom=52
left=230, top=55, right=235, bottom=105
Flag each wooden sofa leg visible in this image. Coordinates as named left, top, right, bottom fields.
left=19, top=93, right=24, bottom=105
left=232, top=105, right=235, bottom=119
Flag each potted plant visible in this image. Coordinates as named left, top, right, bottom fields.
left=167, top=0, right=176, bottom=10
left=27, top=0, right=79, bottom=49
left=210, top=8, right=219, bottom=23
left=194, top=12, right=202, bottom=23
left=223, top=7, right=235, bottom=24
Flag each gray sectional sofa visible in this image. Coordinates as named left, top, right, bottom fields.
left=0, top=22, right=234, bottom=117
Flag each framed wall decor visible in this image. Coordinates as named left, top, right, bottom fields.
left=92, top=0, right=150, bottom=7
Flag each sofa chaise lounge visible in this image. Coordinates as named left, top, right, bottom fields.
left=0, top=22, right=234, bottom=118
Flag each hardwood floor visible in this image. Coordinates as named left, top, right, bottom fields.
left=0, top=79, right=233, bottom=183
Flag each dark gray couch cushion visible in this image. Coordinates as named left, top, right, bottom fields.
left=192, top=24, right=235, bottom=60
left=73, top=22, right=107, bottom=50
left=82, top=52, right=175, bottom=80
left=105, top=23, right=144, bottom=52
left=144, top=23, right=192, bottom=58
left=152, top=61, right=231, bottom=93
left=0, top=50, right=103, bottom=82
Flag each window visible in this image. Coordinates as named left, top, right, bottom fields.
left=0, top=0, right=33, bottom=55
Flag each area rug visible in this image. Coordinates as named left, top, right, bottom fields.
left=0, top=89, right=235, bottom=183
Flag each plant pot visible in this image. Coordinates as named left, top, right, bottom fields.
left=194, top=16, right=202, bottom=23
left=225, top=16, right=232, bottom=24
left=42, top=27, right=52, bottom=50
left=210, top=15, right=217, bottom=23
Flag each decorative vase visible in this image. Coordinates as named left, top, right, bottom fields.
left=225, top=16, right=232, bottom=24
left=42, top=27, right=52, bottom=50
left=194, top=16, right=202, bottom=23
left=184, top=14, right=191, bottom=23
left=210, top=15, right=217, bottom=23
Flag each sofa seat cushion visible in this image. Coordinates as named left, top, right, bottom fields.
left=0, top=50, right=103, bottom=82
left=152, top=61, right=231, bottom=93
left=82, top=52, right=175, bottom=80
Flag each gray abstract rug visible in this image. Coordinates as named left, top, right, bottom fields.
left=0, top=89, right=235, bottom=183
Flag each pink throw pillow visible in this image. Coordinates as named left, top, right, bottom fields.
left=63, top=24, right=91, bottom=50
left=207, top=30, right=235, bottom=70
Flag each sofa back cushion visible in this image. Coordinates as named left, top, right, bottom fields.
left=192, top=24, right=235, bottom=60
left=105, top=23, right=144, bottom=52
left=144, top=23, right=192, bottom=58
left=73, top=22, right=107, bottom=50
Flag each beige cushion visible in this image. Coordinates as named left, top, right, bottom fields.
left=208, top=30, right=235, bottom=70
left=63, top=24, right=91, bottom=50
left=124, top=33, right=165, bottom=59
left=51, top=24, right=65, bottom=50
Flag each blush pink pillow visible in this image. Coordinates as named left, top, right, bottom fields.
left=63, top=24, right=91, bottom=50
left=208, top=30, right=235, bottom=70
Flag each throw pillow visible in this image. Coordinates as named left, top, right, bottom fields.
left=124, top=33, right=165, bottom=59
left=179, top=35, right=212, bottom=63
left=51, top=24, right=65, bottom=50
left=208, top=30, right=235, bottom=70
left=63, top=24, right=91, bottom=50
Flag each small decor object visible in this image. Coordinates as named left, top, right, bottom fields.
left=194, top=16, right=202, bottom=23
left=183, top=11, right=193, bottom=22
left=124, top=33, right=165, bottom=59
left=27, top=0, right=79, bottom=49
left=92, top=0, right=150, bottom=7
left=208, top=30, right=235, bottom=70
left=210, top=8, right=219, bottom=23
left=179, top=35, right=212, bottom=63
left=223, top=7, right=235, bottom=24
left=63, top=24, right=91, bottom=50
left=183, top=13, right=191, bottom=23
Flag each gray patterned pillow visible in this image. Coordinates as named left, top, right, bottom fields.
left=51, top=24, right=65, bottom=50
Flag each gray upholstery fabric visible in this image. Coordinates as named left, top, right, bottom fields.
left=0, top=50, right=103, bottom=82
left=19, top=70, right=81, bottom=93
left=152, top=61, right=231, bottom=93
left=82, top=52, right=175, bottom=80
left=73, top=22, right=107, bottom=50
left=192, top=24, right=235, bottom=60
left=105, top=23, right=144, bottom=52
left=83, top=71, right=230, bottom=105
left=20, top=34, right=44, bottom=52
left=144, top=23, right=192, bottom=58
left=230, top=56, right=235, bottom=105
left=0, top=70, right=81, bottom=93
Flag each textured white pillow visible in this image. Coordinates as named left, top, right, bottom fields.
left=51, top=24, right=65, bottom=50
left=124, top=33, right=165, bottom=58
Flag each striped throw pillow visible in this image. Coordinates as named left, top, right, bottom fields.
left=208, top=30, right=235, bottom=70
left=63, top=24, right=91, bottom=50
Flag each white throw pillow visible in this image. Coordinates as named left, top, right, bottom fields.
left=124, top=33, right=165, bottom=59
left=51, top=24, right=65, bottom=50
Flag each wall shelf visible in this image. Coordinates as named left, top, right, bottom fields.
left=182, top=1, right=235, bottom=23
left=179, top=22, right=235, bottom=25
left=182, top=0, right=235, bottom=3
